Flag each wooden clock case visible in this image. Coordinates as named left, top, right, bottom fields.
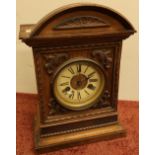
left=19, top=3, right=135, bottom=153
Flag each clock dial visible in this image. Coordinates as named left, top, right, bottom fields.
left=53, top=59, right=105, bottom=110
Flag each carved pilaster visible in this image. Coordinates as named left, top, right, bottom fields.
left=34, top=53, right=47, bottom=121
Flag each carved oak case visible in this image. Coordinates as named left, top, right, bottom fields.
left=19, top=4, right=135, bottom=153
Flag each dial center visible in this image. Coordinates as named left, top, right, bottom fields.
left=70, top=74, right=88, bottom=90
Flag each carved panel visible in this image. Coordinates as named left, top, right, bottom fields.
left=54, top=16, right=110, bottom=30
left=38, top=45, right=116, bottom=117
left=42, top=47, right=114, bottom=116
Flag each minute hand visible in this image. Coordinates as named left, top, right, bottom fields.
left=87, top=71, right=96, bottom=79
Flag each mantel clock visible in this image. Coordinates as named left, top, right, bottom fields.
left=19, top=4, right=136, bottom=153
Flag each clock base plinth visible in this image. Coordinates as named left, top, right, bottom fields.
left=34, top=121, right=126, bottom=154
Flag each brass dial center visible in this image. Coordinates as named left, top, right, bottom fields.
left=70, top=74, right=88, bottom=90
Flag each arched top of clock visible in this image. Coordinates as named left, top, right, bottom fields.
left=19, top=3, right=136, bottom=44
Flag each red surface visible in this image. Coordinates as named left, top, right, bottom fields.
left=16, top=93, right=139, bottom=155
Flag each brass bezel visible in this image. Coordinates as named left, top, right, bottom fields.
left=53, top=58, right=106, bottom=111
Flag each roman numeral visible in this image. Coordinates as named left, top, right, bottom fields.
left=89, top=79, right=98, bottom=82
left=59, top=82, right=69, bottom=86
left=88, top=71, right=96, bottom=78
left=61, top=75, right=71, bottom=79
left=87, top=84, right=96, bottom=90
left=76, top=64, right=81, bottom=73
left=69, top=91, right=74, bottom=99
left=84, top=65, right=89, bottom=73
left=77, top=91, right=81, bottom=100
left=68, top=67, right=75, bottom=74
left=62, top=87, right=70, bottom=94
left=84, top=89, right=90, bottom=95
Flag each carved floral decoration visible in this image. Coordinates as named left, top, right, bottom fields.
left=43, top=53, right=69, bottom=75
left=99, top=90, right=111, bottom=107
left=48, top=96, right=69, bottom=115
left=92, top=49, right=112, bottom=69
